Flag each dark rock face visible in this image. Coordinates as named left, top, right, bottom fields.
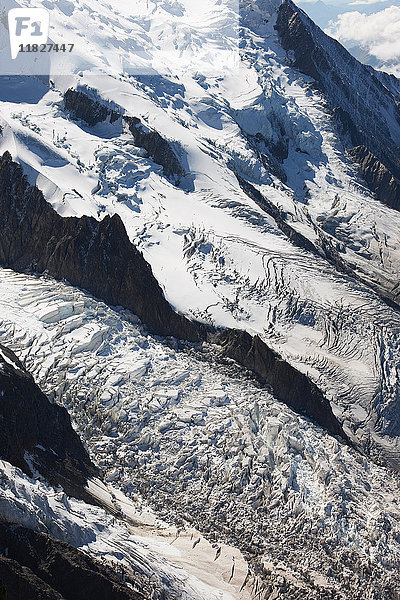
left=276, top=2, right=320, bottom=81
left=275, top=0, right=400, bottom=210
left=331, top=107, right=363, bottom=148
left=0, top=556, right=63, bottom=600
left=0, top=152, right=201, bottom=341
left=64, top=89, right=118, bottom=127
left=348, top=145, right=400, bottom=211
left=0, top=523, right=149, bottom=600
left=64, top=88, right=184, bottom=180
left=216, top=329, right=347, bottom=439
left=0, top=344, right=98, bottom=502
left=236, top=174, right=316, bottom=253
left=126, top=117, right=184, bottom=180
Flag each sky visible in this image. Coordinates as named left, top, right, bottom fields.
left=297, top=0, right=400, bottom=76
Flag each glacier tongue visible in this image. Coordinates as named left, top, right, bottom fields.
left=0, top=268, right=400, bottom=597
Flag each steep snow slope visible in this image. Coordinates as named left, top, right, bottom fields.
left=0, top=268, right=400, bottom=598
left=1, top=0, right=400, bottom=465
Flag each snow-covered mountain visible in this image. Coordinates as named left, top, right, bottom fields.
left=296, top=0, right=400, bottom=78
left=1, top=0, right=400, bottom=598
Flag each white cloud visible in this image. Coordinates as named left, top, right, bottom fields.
left=349, top=0, right=389, bottom=6
left=326, top=6, right=400, bottom=71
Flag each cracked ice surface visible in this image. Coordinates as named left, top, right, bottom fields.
left=0, top=459, right=250, bottom=599
left=0, top=268, right=400, bottom=596
left=2, top=9, right=400, bottom=464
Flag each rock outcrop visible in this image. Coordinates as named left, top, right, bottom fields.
left=216, top=329, right=347, bottom=440
left=64, top=88, right=119, bottom=127
left=126, top=116, right=184, bottom=180
left=0, top=152, right=201, bottom=341
left=275, top=0, right=400, bottom=211
left=0, top=344, right=97, bottom=502
left=348, top=145, right=400, bottom=211
left=0, top=523, right=149, bottom=600
left=236, top=174, right=317, bottom=254
left=64, top=88, right=184, bottom=180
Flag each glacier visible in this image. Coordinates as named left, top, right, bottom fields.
left=0, top=0, right=400, bottom=597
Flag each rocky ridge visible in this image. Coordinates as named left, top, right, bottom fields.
left=275, top=0, right=400, bottom=210
left=0, top=151, right=200, bottom=341
left=0, top=343, right=97, bottom=503
left=215, top=329, right=346, bottom=439
left=0, top=151, right=347, bottom=443
left=64, top=88, right=184, bottom=181
left=0, top=523, right=147, bottom=600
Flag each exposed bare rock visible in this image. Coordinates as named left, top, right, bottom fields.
left=64, top=88, right=184, bottom=180
left=275, top=1, right=320, bottom=81
left=348, top=145, right=400, bottom=211
left=0, top=523, right=149, bottom=600
left=215, top=329, right=347, bottom=440
left=126, top=116, right=184, bottom=180
left=64, top=88, right=119, bottom=127
left=0, top=556, right=64, bottom=600
left=0, top=343, right=98, bottom=503
left=0, top=152, right=201, bottom=341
